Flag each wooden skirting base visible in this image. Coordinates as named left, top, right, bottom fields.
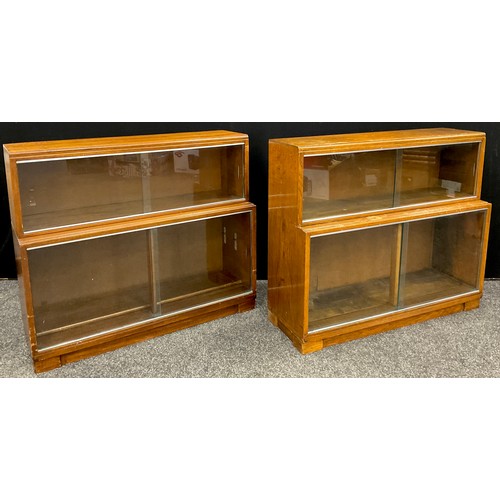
left=33, top=294, right=256, bottom=373
left=270, top=295, right=482, bottom=355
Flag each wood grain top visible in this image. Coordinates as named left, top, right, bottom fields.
left=3, top=130, right=248, bottom=159
left=269, top=128, right=485, bottom=154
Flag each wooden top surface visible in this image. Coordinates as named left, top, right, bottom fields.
left=3, top=130, right=248, bottom=159
left=269, top=128, right=485, bottom=153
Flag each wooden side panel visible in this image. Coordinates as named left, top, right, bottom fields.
left=268, top=141, right=307, bottom=339
left=3, top=152, right=24, bottom=236
left=475, top=135, right=486, bottom=197
left=250, top=205, right=257, bottom=293
left=14, top=239, right=38, bottom=357
left=243, top=137, right=250, bottom=201
left=478, top=204, right=491, bottom=293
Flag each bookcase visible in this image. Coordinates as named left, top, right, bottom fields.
left=4, top=130, right=256, bottom=372
left=268, top=128, right=491, bottom=354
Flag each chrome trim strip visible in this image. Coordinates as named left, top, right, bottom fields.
left=36, top=290, right=254, bottom=352
left=23, top=198, right=247, bottom=236
left=308, top=290, right=479, bottom=335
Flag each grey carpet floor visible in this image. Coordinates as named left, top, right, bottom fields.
left=1, top=279, right=499, bottom=377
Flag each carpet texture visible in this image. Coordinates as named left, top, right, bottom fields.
left=1, top=280, right=499, bottom=378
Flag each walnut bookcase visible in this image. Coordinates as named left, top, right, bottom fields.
left=4, top=131, right=256, bottom=372
left=268, top=128, right=491, bottom=354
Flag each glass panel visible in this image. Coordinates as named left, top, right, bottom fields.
left=156, top=213, right=252, bottom=315
left=17, top=144, right=245, bottom=232
left=308, top=225, right=400, bottom=332
left=28, top=211, right=253, bottom=350
left=146, top=145, right=244, bottom=213
left=28, top=231, right=152, bottom=350
left=307, top=210, right=485, bottom=334
left=398, top=143, right=478, bottom=206
left=302, top=143, right=479, bottom=221
left=303, top=150, right=397, bottom=221
left=399, top=211, right=484, bottom=307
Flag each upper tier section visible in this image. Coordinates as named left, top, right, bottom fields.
left=4, top=130, right=249, bottom=236
left=269, top=128, right=486, bottom=224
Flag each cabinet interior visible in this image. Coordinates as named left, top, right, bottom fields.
left=303, top=143, right=479, bottom=221
left=17, top=144, right=245, bottom=232
left=28, top=212, right=252, bottom=350
left=308, top=210, right=485, bottom=333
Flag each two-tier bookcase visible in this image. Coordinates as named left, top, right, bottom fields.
left=4, top=131, right=256, bottom=372
left=268, top=128, right=491, bottom=354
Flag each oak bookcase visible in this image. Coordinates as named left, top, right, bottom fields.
left=268, top=128, right=491, bottom=354
left=4, top=130, right=256, bottom=372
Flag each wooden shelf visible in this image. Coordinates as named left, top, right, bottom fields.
left=303, top=194, right=394, bottom=221
left=36, top=275, right=250, bottom=351
left=308, top=268, right=476, bottom=333
left=309, top=276, right=396, bottom=332
left=22, top=191, right=244, bottom=232
left=398, top=187, right=471, bottom=206
left=401, top=268, right=476, bottom=307
left=303, top=186, right=472, bottom=222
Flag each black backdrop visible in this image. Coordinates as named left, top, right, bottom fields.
left=1, top=122, right=499, bottom=279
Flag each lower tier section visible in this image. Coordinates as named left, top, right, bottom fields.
left=270, top=293, right=481, bottom=355
left=33, top=292, right=255, bottom=373
left=25, top=210, right=255, bottom=354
